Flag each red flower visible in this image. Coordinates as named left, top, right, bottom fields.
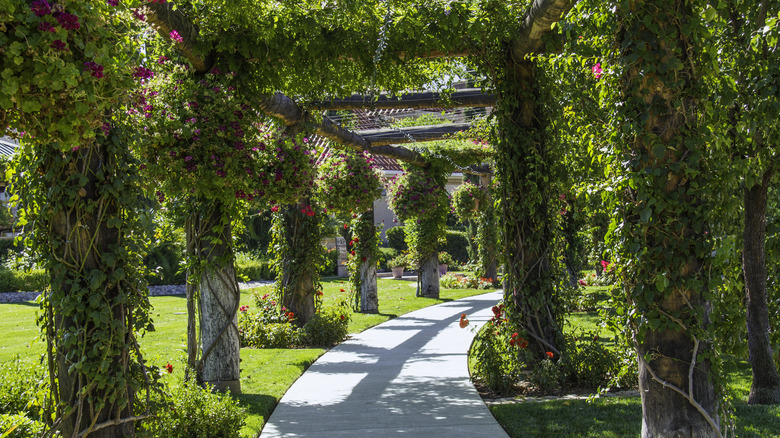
left=343, top=224, right=348, bottom=229
left=340, top=315, right=345, bottom=321
left=546, top=351, right=554, bottom=359
left=518, top=338, right=528, bottom=349
left=271, top=205, right=279, bottom=212
left=361, top=257, right=367, bottom=262
left=601, top=260, right=610, bottom=270
left=287, top=312, right=295, bottom=321
left=340, top=288, right=345, bottom=292
left=165, top=363, right=173, bottom=374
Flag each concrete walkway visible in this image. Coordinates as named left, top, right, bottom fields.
left=260, top=290, right=508, bottom=437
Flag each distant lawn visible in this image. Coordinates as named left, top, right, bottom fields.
left=0, top=277, right=494, bottom=437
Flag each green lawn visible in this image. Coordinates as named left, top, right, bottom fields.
left=0, top=277, right=493, bottom=437
left=488, top=284, right=780, bottom=438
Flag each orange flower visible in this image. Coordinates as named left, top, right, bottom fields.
left=287, top=312, right=295, bottom=321
left=546, top=351, right=553, bottom=359
left=165, top=363, right=173, bottom=374
left=459, top=313, right=469, bottom=328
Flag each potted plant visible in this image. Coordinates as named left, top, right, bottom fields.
left=388, top=254, right=409, bottom=279
left=438, top=251, right=456, bottom=276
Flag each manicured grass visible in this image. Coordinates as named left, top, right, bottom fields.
left=489, top=284, right=780, bottom=438
left=492, top=395, right=780, bottom=438
left=0, top=277, right=494, bottom=437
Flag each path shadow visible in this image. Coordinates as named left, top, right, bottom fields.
left=261, top=292, right=505, bottom=437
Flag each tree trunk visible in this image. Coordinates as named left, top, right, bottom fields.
left=743, top=172, right=780, bottom=404
left=359, top=258, right=378, bottom=312
left=195, top=202, right=241, bottom=393
left=277, top=200, right=320, bottom=324
left=49, top=142, right=135, bottom=437
left=478, top=173, right=498, bottom=283
left=418, top=253, right=440, bottom=298
left=358, top=210, right=379, bottom=313
left=616, top=1, right=720, bottom=435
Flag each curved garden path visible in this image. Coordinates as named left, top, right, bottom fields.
left=260, top=290, right=508, bottom=437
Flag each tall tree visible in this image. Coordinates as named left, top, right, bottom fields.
left=708, top=0, right=780, bottom=404
left=610, top=0, right=721, bottom=435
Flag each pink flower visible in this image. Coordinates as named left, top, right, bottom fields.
left=50, top=40, right=67, bottom=51
left=37, top=21, right=56, bottom=33
left=157, top=56, right=169, bottom=64
left=53, top=11, right=80, bottom=30
left=592, top=63, right=603, bottom=79
left=132, top=67, right=154, bottom=80
left=106, top=0, right=119, bottom=5
left=578, top=279, right=587, bottom=286
left=83, top=61, right=104, bottom=78
left=271, top=205, right=279, bottom=212
left=30, top=0, right=51, bottom=17
left=601, top=260, right=610, bottom=270
left=170, top=30, right=184, bottom=42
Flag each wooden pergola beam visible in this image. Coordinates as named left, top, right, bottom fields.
left=512, top=0, right=577, bottom=59
left=309, top=89, right=495, bottom=111
left=144, top=3, right=212, bottom=73
left=358, top=123, right=471, bottom=146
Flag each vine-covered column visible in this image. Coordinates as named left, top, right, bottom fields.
left=478, top=174, right=498, bottom=283
left=316, top=149, right=383, bottom=311
left=495, top=59, right=563, bottom=359
left=272, top=198, right=324, bottom=324
left=349, top=209, right=380, bottom=312
left=388, top=166, right=449, bottom=299
left=611, top=1, right=719, bottom=435
left=18, top=136, right=152, bottom=437
left=188, top=201, right=241, bottom=393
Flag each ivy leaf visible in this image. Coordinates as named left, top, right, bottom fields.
left=640, top=207, right=652, bottom=223
left=655, top=273, right=668, bottom=293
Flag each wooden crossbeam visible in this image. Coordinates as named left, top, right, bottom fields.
left=309, top=89, right=495, bottom=111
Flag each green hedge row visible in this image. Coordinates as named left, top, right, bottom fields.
left=0, top=268, right=48, bottom=293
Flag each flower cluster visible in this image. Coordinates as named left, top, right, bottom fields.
left=315, top=149, right=383, bottom=214
left=386, top=169, right=449, bottom=222
left=509, top=332, right=528, bottom=348
left=450, top=181, right=488, bottom=221
left=300, top=205, right=316, bottom=217
left=439, top=272, right=494, bottom=290
left=127, top=63, right=315, bottom=209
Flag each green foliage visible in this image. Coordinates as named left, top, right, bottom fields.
left=386, top=166, right=449, bottom=223
left=11, top=131, right=155, bottom=433
left=440, top=272, right=494, bottom=289
left=321, top=247, right=339, bottom=277
left=0, top=414, right=44, bottom=438
left=270, top=199, right=326, bottom=318
left=144, top=225, right=186, bottom=286
left=235, top=252, right=274, bottom=282
left=127, top=62, right=316, bottom=216
left=301, top=303, right=351, bottom=347
left=0, top=267, right=47, bottom=293
left=437, top=251, right=456, bottom=266
left=0, top=1, right=138, bottom=146
left=385, top=226, right=407, bottom=251
left=451, top=182, right=488, bottom=221
left=315, top=149, right=383, bottom=214
left=470, top=302, right=522, bottom=394
left=139, top=381, right=245, bottom=438
left=562, top=332, right=637, bottom=390
left=387, top=253, right=411, bottom=269
left=0, top=359, right=48, bottom=421
left=376, top=247, right=399, bottom=270
left=443, top=230, right=470, bottom=264
left=345, top=211, right=382, bottom=309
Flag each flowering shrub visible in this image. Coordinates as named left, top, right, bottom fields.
left=315, top=149, right=383, bottom=214
left=301, top=300, right=351, bottom=347
left=439, top=272, right=494, bottom=289
left=1, top=0, right=137, bottom=146
left=437, top=251, right=456, bottom=266
left=238, top=287, right=351, bottom=348
left=126, top=63, right=316, bottom=210
left=238, top=289, right=299, bottom=348
left=469, top=302, right=522, bottom=393
left=386, top=168, right=449, bottom=222
left=450, top=182, right=488, bottom=221
left=139, top=381, right=245, bottom=438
